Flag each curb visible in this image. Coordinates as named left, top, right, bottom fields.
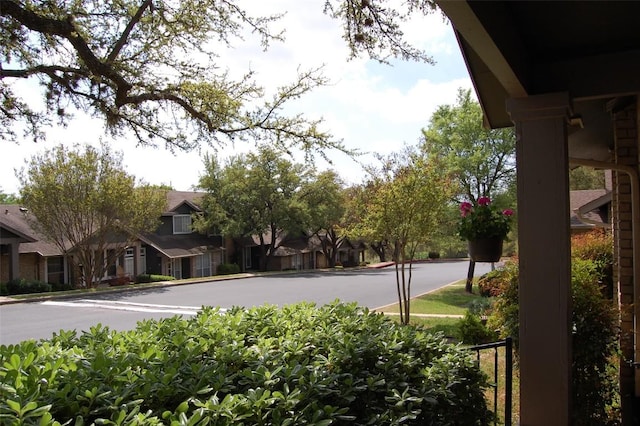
left=0, top=273, right=256, bottom=306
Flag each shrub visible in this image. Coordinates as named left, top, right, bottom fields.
left=0, top=302, right=494, bottom=425
left=571, top=258, right=619, bottom=424
left=136, top=274, right=176, bottom=283
left=477, top=268, right=510, bottom=297
left=50, top=281, right=75, bottom=292
left=456, top=310, right=498, bottom=345
left=107, top=276, right=131, bottom=286
left=428, top=251, right=440, bottom=259
left=217, top=263, right=240, bottom=275
left=571, top=230, right=614, bottom=298
left=487, top=258, right=619, bottom=424
left=5, top=278, right=51, bottom=295
left=468, top=297, right=494, bottom=317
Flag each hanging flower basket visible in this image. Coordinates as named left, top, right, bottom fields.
left=468, top=237, right=504, bottom=262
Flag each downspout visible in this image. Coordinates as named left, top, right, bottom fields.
left=569, top=157, right=640, bottom=392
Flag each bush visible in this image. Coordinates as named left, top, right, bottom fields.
left=50, top=281, right=75, bottom=292
left=5, top=278, right=51, bottom=295
left=217, top=263, right=240, bottom=275
left=477, top=268, right=510, bottom=297
left=0, top=302, right=494, bottom=425
left=136, top=274, right=176, bottom=283
left=487, top=258, right=619, bottom=424
left=571, top=258, right=620, bottom=424
left=572, top=230, right=614, bottom=298
left=456, top=310, right=498, bottom=345
left=106, top=276, right=131, bottom=286
left=428, top=251, right=440, bottom=259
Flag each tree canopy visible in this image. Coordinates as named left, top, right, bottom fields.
left=0, top=188, right=19, bottom=203
left=196, top=146, right=313, bottom=271
left=2, top=0, right=439, bottom=157
left=421, top=88, right=516, bottom=204
left=18, top=142, right=167, bottom=288
left=569, top=166, right=606, bottom=190
left=349, top=147, right=453, bottom=324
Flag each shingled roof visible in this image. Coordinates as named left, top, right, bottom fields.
left=0, top=205, right=63, bottom=256
left=165, top=191, right=204, bottom=213
left=570, top=189, right=611, bottom=229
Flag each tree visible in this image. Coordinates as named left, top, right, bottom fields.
left=421, top=88, right=516, bottom=204
left=298, top=170, right=348, bottom=268
left=0, top=0, right=336, bottom=156
left=569, top=166, right=606, bottom=190
left=196, top=146, right=311, bottom=271
left=345, top=180, right=390, bottom=262
left=323, top=0, right=439, bottom=63
left=18, top=143, right=167, bottom=288
left=1, top=1, right=439, bottom=156
left=351, top=147, right=453, bottom=324
left=0, top=189, right=19, bottom=203
left=421, top=88, right=517, bottom=268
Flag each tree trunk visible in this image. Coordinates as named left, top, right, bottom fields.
left=370, top=241, right=387, bottom=262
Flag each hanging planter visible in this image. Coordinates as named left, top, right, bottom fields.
left=457, top=197, right=514, bottom=263
left=468, top=237, right=504, bottom=262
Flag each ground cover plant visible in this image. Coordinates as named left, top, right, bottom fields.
left=0, top=302, right=493, bottom=425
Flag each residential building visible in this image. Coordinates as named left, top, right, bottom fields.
left=0, top=205, right=69, bottom=285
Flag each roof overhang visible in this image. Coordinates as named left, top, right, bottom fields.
left=436, top=0, right=640, bottom=162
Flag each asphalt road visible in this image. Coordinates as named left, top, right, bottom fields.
left=0, top=260, right=493, bottom=345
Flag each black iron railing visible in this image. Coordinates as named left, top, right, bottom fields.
left=468, top=337, right=513, bottom=426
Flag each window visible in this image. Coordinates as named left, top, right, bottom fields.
left=173, top=214, right=192, bottom=234
left=47, top=256, right=65, bottom=285
left=195, top=253, right=211, bottom=277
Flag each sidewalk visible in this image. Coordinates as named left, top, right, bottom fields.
left=378, top=312, right=463, bottom=318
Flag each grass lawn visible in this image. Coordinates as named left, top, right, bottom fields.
left=378, top=279, right=486, bottom=315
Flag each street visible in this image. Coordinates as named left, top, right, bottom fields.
left=0, top=260, right=492, bottom=345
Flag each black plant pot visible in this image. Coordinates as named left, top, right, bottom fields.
left=468, top=238, right=503, bottom=262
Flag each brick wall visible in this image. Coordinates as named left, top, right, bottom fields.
left=612, top=99, right=638, bottom=424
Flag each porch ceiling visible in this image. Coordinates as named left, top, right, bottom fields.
left=436, top=0, right=640, bottom=162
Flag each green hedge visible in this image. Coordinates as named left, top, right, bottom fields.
left=217, top=263, right=240, bottom=275
left=1, top=278, right=51, bottom=295
left=0, top=302, right=493, bottom=425
left=135, top=274, right=176, bottom=283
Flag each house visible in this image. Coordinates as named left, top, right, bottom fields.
left=435, top=1, right=640, bottom=423
left=234, top=231, right=365, bottom=272
left=0, top=191, right=227, bottom=285
left=133, top=190, right=226, bottom=280
left=570, top=189, right=611, bottom=233
left=0, top=205, right=71, bottom=285
left=1, top=190, right=364, bottom=284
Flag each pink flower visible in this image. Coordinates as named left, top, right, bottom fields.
left=503, top=209, right=514, bottom=216
left=460, top=201, right=473, bottom=217
left=478, top=196, right=491, bottom=206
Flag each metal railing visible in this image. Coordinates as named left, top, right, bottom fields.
left=468, top=337, right=513, bottom=426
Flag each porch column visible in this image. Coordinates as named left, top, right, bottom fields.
left=10, top=242, right=20, bottom=280
left=507, top=92, right=572, bottom=425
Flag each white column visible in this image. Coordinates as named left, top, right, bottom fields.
left=507, top=92, right=572, bottom=425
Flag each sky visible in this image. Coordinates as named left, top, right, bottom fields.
left=0, top=1, right=472, bottom=195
